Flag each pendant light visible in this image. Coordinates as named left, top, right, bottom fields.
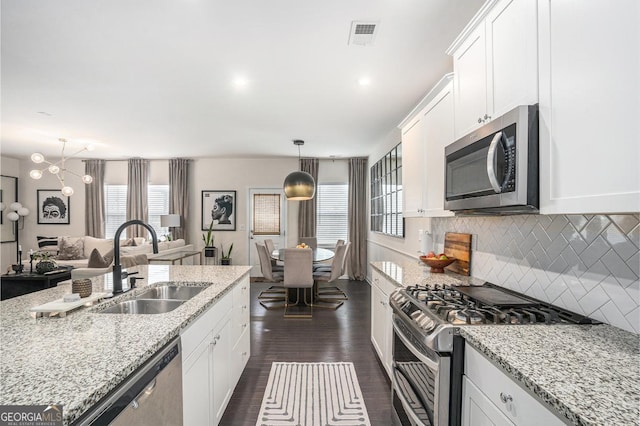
left=283, top=140, right=316, bottom=200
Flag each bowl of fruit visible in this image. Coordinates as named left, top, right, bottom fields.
left=295, top=242, right=310, bottom=249
left=420, top=252, right=456, bottom=273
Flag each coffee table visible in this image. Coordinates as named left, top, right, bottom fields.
left=1, top=269, right=72, bottom=300
left=147, top=250, right=202, bottom=265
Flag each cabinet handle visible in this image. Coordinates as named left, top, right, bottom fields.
left=478, top=117, right=483, bottom=123
left=500, top=392, right=513, bottom=404
left=243, top=323, right=247, bottom=328
left=484, top=114, right=491, bottom=120
left=215, top=334, right=221, bottom=340
left=242, top=351, right=247, bottom=356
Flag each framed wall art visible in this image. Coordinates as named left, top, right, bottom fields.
left=37, top=190, right=70, bottom=224
left=201, top=190, right=236, bottom=231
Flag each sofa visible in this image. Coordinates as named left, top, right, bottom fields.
left=34, top=235, right=196, bottom=279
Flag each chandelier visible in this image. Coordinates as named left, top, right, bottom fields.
left=283, top=139, right=316, bottom=200
left=29, top=138, right=95, bottom=196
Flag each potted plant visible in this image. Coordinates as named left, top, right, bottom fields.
left=220, top=243, right=233, bottom=265
left=33, top=251, right=58, bottom=274
left=202, top=221, right=216, bottom=258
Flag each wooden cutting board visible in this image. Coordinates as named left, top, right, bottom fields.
left=443, top=232, right=472, bottom=276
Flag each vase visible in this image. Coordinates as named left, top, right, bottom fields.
left=204, top=247, right=216, bottom=258
left=35, top=260, right=57, bottom=274
left=221, top=258, right=231, bottom=265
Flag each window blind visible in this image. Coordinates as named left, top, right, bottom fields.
left=253, top=194, right=281, bottom=235
left=316, top=184, right=348, bottom=246
left=105, top=185, right=169, bottom=238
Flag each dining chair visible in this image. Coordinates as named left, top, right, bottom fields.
left=313, top=239, right=345, bottom=273
left=256, top=243, right=286, bottom=309
left=263, top=238, right=284, bottom=272
left=283, top=248, right=314, bottom=318
left=299, top=236, right=317, bottom=249
left=312, top=243, right=347, bottom=309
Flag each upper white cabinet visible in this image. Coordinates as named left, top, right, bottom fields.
left=448, top=0, right=539, bottom=139
left=537, top=0, right=640, bottom=214
left=399, top=75, right=455, bottom=218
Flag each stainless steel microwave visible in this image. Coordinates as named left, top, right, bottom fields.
left=444, top=104, right=539, bottom=214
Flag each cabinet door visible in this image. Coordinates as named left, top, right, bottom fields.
left=183, top=336, right=213, bottom=426
left=371, top=283, right=385, bottom=362
left=538, top=0, right=640, bottom=214
left=486, top=0, right=538, bottom=119
left=401, top=116, right=426, bottom=217
left=422, top=82, right=455, bottom=217
left=212, top=319, right=232, bottom=424
left=453, top=23, right=488, bottom=139
left=462, top=377, right=514, bottom=426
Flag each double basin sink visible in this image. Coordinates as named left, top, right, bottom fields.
left=99, top=285, right=204, bottom=314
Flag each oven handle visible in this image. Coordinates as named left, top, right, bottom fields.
left=486, top=131, right=504, bottom=193
left=392, top=366, right=434, bottom=426
left=392, top=320, right=440, bottom=371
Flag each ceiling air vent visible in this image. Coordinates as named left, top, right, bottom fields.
left=348, top=21, right=378, bottom=46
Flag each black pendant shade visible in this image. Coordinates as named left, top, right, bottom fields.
left=284, top=139, right=316, bottom=200
left=283, top=170, right=316, bottom=200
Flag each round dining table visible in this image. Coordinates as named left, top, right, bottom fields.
left=271, top=247, right=334, bottom=263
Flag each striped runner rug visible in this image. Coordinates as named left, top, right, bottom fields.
left=256, top=362, right=371, bottom=426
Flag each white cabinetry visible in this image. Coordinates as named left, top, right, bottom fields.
left=448, top=0, right=538, bottom=139
left=182, top=277, right=251, bottom=426
left=537, top=0, right=640, bottom=214
left=399, top=75, right=455, bottom=218
left=463, top=345, right=564, bottom=426
left=370, top=269, right=396, bottom=378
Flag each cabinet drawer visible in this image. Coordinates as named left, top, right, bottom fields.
left=231, top=328, right=250, bottom=389
left=465, top=345, right=564, bottom=426
left=233, top=277, right=250, bottom=307
left=372, top=270, right=397, bottom=297
left=181, top=294, right=232, bottom=360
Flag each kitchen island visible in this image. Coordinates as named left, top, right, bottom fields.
left=0, top=264, right=251, bottom=425
left=371, top=260, right=640, bottom=426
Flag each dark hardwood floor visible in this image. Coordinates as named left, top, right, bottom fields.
left=219, top=279, right=393, bottom=425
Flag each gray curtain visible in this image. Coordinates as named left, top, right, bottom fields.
left=85, top=160, right=105, bottom=238
left=169, top=158, right=190, bottom=242
left=297, top=158, right=318, bottom=238
left=348, top=157, right=368, bottom=280
left=126, top=158, right=149, bottom=239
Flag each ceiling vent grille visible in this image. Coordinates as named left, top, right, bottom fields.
left=348, top=21, right=378, bottom=46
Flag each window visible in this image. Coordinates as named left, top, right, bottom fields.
left=104, top=185, right=170, bottom=238
left=253, top=193, right=281, bottom=235
left=316, top=184, right=348, bottom=246
left=370, top=143, right=403, bottom=237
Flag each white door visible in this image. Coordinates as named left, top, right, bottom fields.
left=248, top=189, right=287, bottom=277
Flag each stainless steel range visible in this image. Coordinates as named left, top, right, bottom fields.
left=389, top=282, right=598, bottom=426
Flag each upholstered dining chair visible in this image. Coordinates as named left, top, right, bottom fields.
left=299, top=236, right=317, bottom=249
left=263, top=238, right=284, bottom=272
left=283, top=248, right=314, bottom=318
left=313, top=239, right=345, bottom=273
left=312, top=243, right=347, bottom=309
left=256, top=243, right=285, bottom=309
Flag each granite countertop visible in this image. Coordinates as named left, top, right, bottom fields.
left=460, top=325, right=639, bottom=426
left=370, top=260, right=640, bottom=426
left=0, top=264, right=251, bottom=425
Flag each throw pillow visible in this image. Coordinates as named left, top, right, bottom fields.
left=120, top=238, right=137, bottom=247
left=83, top=236, right=114, bottom=259
left=36, top=236, right=59, bottom=253
left=57, top=237, right=86, bottom=260
left=87, top=248, right=114, bottom=268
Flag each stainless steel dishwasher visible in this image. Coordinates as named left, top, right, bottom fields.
left=75, top=337, right=183, bottom=425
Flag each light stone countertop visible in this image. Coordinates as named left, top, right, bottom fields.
left=0, top=264, right=251, bottom=425
left=370, top=260, right=640, bottom=426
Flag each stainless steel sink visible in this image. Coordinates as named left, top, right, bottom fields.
left=135, top=285, right=205, bottom=301
left=99, top=299, right=185, bottom=314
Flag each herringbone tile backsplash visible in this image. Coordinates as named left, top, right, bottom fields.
left=431, top=214, right=640, bottom=333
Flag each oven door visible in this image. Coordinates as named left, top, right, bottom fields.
left=391, top=316, right=450, bottom=426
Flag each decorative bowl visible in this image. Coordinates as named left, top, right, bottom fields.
left=419, top=256, right=456, bottom=273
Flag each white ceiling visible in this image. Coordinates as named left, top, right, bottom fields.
left=1, top=0, right=483, bottom=160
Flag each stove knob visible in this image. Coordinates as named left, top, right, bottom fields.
left=421, top=317, right=436, bottom=332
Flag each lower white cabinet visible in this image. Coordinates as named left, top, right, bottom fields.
left=463, top=345, right=564, bottom=426
left=182, top=277, right=251, bottom=425
left=370, top=270, right=395, bottom=377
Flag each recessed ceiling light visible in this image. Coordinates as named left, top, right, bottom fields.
left=233, top=77, right=249, bottom=89
left=358, top=77, right=372, bottom=86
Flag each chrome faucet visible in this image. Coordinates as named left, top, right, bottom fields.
left=112, top=220, right=159, bottom=294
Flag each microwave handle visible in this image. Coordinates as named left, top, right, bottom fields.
left=486, top=131, right=504, bottom=193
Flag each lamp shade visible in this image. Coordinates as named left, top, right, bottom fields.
left=161, top=214, right=181, bottom=227
left=283, top=171, right=316, bottom=200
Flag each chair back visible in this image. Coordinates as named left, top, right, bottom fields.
left=256, top=243, right=277, bottom=282
left=336, top=239, right=345, bottom=248
left=264, top=239, right=276, bottom=255
left=299, top=237, right=317, bottom=249
left=324, top=243, right=346, bottom=283
left=340, top=241, right=351, bottom=275
left=283, top=248, right=314, bottom=289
